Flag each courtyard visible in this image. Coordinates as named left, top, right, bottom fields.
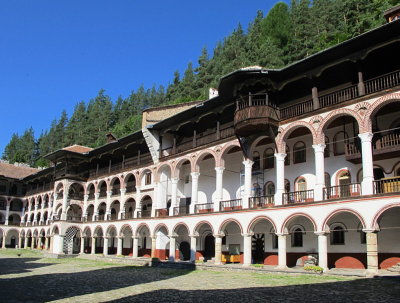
left=0, top=250, right=399, bottom=302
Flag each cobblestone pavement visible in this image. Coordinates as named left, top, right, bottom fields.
left=1, top=250, right=400, bottom=303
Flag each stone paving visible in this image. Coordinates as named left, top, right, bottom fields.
left=1, top=249, right=400, bottom=303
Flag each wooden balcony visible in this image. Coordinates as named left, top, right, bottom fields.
left=234, top=94, right=279, bottom=137
left=323, top=183, right=361, bottom=200
left=173, top=205, right=189, bottom=216
left=283, top=190, right=314, bottom=204
left=137, top=210, right=151, bottom=218
left=373, top=177, right=400, bottom=194
left=249, top=195, right=274, bottom=208
left=155, top=208, right=168, bottom=218
left=194, top=203, right=214, bottom=214
left=220, top=199, right=242, bottom=211
left=345, top=132, right=400, bottom=163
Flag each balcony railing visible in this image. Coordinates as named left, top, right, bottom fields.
left=249, top=195, right=274, bottom=208
left=68, top=193, right=84, bottom=201
left=107, top=214, right=118, bottom=221
left=67, top=216, right=83, bottom=222
left=283, top=190, right=314, bottom=204
left=111, top=188, right=120, bottom=196
left=137, top=210, right=152, bottom=218
left=280, top=99, right=313, bottom=120
left=319, top=85, right=359, bottom=108
left=173, top=205, right=189, bottom=216
left=365, top=69, right=400, bottom=94
left=125, top=185, right=136, bottom=193
left=155, top=209, right=168, bottom=218
left=99, top=190, right=107, bottom=198
left=121, top=212, right=133, bottom=219
left=323, top=183, right=361, bottom=200
left=374, top=177, right=400, bottom=194
left=220, top=199, right=242, bottom=211
left=195, top=203, right=214, bottom=214
left=95, top=215, right=105, bottom=221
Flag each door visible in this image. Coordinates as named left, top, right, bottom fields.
left=204, top=234, right=215, bottom=260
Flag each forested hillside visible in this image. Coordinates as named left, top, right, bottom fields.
left=3, top=0, right=399, bottom=167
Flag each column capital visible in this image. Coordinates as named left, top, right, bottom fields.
left=106, top=191, right=112, bottom=197
left=275, top=232, right=288, bottom=237
left=215, top=166, right=225, bottom=173
left=131, top=236, right=139, bottom=240
left=362, top=228, right=379, bottom=233
left=241, top=233, right=254, bottom=237
left=189, top=234, right=199, bottom=238
left=95, top=193, right=100, bottom=199
left=358, top=132, right=373, bottom=143
left=242, top=159, right=254, bottom=167
left=120, top=188, right=127, bottom=195
left=274, top=153, right=287, bottom=161
left=312, top=144, right=326, bottom=153
left=191, top=172, right=200, bottom=178
left=314, top=231, right=328, bottom=236
left=171, top=177, right=179, bottom=184
left=213, top=233, right=224, bottom=238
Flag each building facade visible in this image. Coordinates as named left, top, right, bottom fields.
left=1, top=13, right=400, bottom=274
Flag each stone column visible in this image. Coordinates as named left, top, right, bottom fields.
left=214, top=235, right=223, bottom=265
left=91, top=237, right=96, bottom=254
left=93, top=193, right=100, bottom=221
left=21, top=207, right=26, bottom=223
left=34, top=204, right=39, bottom=223
left=83, top=194, right=89, bottom=222
left=18, top=236, right=22, bottom=249
left=274, top=153, right=286, bottom=205
left=119, top=189, right=126, bottom=219
left=61, top=188, right=68, bottom=220
left=243, top=233, right=253, bottom=266
left=103, top=237, right=109, bottom=256
left=169, top=178, right=178, bottom=216
left=2, top=237, right=6, bottom=248
left=24, top=237, right=29, bottom=249
left=45, top=236, right=49, bottom=250
left=117, top=236, right=123, bottom=256
left=359, top=133, right=374, bottom=195
left=134, top=186, right=141, bottom=218
left=364, top=230, right=379, bottom=275
left=151, top=236, right=157, bottom=258
left=214, top=167, right=225, bottom=212
left=276, top=233, right=287, bottom=269
left=315, top=232, right=328, bottom=271
left=190, top=172, right=200, bottom=214
left=5, top=205, right=10, bottom=225
left=80, top=237, right=85, bottom=254
left=106, top=191, right=112, bottom=220
left=242, top=159, right=253, bottom=209
left=169, top=235, right=176, bottom=262
left=190, top=235, right=197, bottom=262
left=132, top=236, right=139, bottom=258
left=313, top=144, right=326, bottom=201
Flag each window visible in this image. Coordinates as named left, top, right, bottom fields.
left=333, top=131, right=349, bottom=156
left=293, top=141, right=306, bottom=164
left=285, top=146, right=290, bottom=166
left=253, top=151, right=260, bottom=170
left=331, top=226, right=345, bottom=245
left=296, top=178, right=307, bottom=192
left=144, top=172, right=152, bottom=185
left=324, top=136, right=330, bottom=158
left=264, top=148, right=274, bottom=169
left=264, top=182, right=275, bottom=196
left=292, top=228, right=303, bottom=247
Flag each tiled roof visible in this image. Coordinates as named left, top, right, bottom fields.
left=0, top=162, right=39, bottom=179
left=62, top=145, right=93, bottom=154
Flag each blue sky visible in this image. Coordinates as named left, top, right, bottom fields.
left=0, top=0, right=279, bottom=154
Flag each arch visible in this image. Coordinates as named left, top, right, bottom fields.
left=93, top=225, right=104, bottom=237
left=106, top=225, right=118, bottom=237
left=86, top=182, right=96, bottom=196
left=82, top=226, right=92, bottom=238
left=135, top=223, right=151, bottom=237
left=281, top=213, right=317, bottom=234
left=124, top=173, right=136, bottom=192
left=119, top=224, right=133, bottom=237
left=193, top=220, right=214, bottom=235
left=277, top=121, right=318, bottom=153
left=247, top=215, right=277, bottom=234
left=172, top=222, right=190, bottom=235
left=371, top=203, right=400, bottom=230
left=322, top=209, right=366, bottom=232
left=318, top=108, right=363, bottom=138
left=220, top=141, right=242, bottom=167
left=154, top=223, right=169, bottom=236
left=364, top=94, right=400, bottom=132
left=139, top=168, right=153, bottom=185
left=193, top=149, right=218, bottom=172
left=155, top=162, right=173, bottom=182
left=218, top=218, right=243, bottom=235
left=172, top=157, right=192, bottom=178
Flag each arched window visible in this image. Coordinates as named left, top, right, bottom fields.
left=144, top=172, right=152, bottom=185
left=253, top=151, right=260, bottom=170
left=331, top=225, right=345, bottom=245
left=263, top=182, right=275, bottom=196
left=324, top=136, right=330, bottom=158
left=333, top=131, right=349, bottom=156
left=296, top=177, right=307, bottom=192
left=293, top=141, right=306, bottom=164
left=291, top=227, right=303, bottom=247
left=264, top=148, right=274, bottom=169
left=285, top=145, right=290, bottom=166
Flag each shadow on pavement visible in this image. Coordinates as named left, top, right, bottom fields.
left=0, top=258, right=53, bottom=275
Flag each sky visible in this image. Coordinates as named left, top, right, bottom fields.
left=0, top=0, right=280, bottom=155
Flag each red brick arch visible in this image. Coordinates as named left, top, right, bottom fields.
left=364, top=93, right=400, bottom=132
left=172, top=156, right=193, bottom=178
left=371, top=203, right=400, bottom=230
left=277, top=121, right=318, bottom=153
left=154, top=162, right=173, bottom=182
left=321, top=208, right=366, bottom=232
left=281, top=212, right=317, bottom=234
left=193, top=149, right=219, bottom=172
left=193, top=220, right=215, bottom=235
left=218, top=218, right=243, bottom=235
left=219, top=141, right=242, bottom=167
left=247, top=215, right=277, bottom=234
left=317, top=108, right=364, bottom=139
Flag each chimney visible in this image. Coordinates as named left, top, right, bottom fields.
left=209, top=88, right=219, bottom=99
left=106, top=132, right=117, bottom=143
left=384, top=5, right=400, bottom=23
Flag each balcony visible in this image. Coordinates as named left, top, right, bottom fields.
left=68, top=193, right=84, bottom=201
left=137, top=210, right=151, bottom=218
left=220, top=199, right=242, bottom=211
left=249, top=195, right=274, bottom=208
left=173, top=205, right=189, bottom=216
left=95, top=215, right=105, bottom=221
left=121, top=212, right=133, bottom=219
left=111, top=188, right=120, bottom=197
left=155, top=209, right=168, bottom=218
left=234, top=94, right=279, bottom=137
left=323, top=183, right=361, bottom=200
left=374, top=177, right=400, bottom=194
left=67, top=216, right=83, bottom=222
left=125, top=185, right=136, bottom=193
left=345, top=131, right=400, bottom=164
left=195, top=203, right=214, bottom=214
left=283, top=190, right=314, bottom=204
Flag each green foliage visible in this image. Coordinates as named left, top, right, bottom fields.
left=304, top=265, right=324, bottom=273
left=2, top=0, right=394, bottom=167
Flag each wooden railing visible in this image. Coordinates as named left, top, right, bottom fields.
left=173, top=205, right=189, bottom=216
left=125, top=185, right=136, bottom=193
left=121, top=212, right=133, bottom=219
left=67, top=216, right=83, bottom=222
left=323, top=183, right=361, bottom=200
left=68, top=193, right=84, bottom=201
left=365, top=70, right=400, bottom=94
left=95, top=215, right=105, bottom=221
left=236, top=93, right=274, bottom=110
left=155, top=209, right=168, bottom=218
left=373, top=177, right=400, bottom=194
left=249, top=195, right=274, bottom=208
left=194, top=203, right=214, bottom=214
left=283, top=190, right=314, bottom=204
left=220, top=199, right=242, bottom=211
left=111, top=188, right=120, bottom=196
left=137, top=210, right=152, bottom=218
left=99, top=190, right=107, bottom=198
left=319, top=85, right=358, bottom=108
left=345, top=132, right=400, bottom=157
left=280, top=99, right=313, bottom=120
